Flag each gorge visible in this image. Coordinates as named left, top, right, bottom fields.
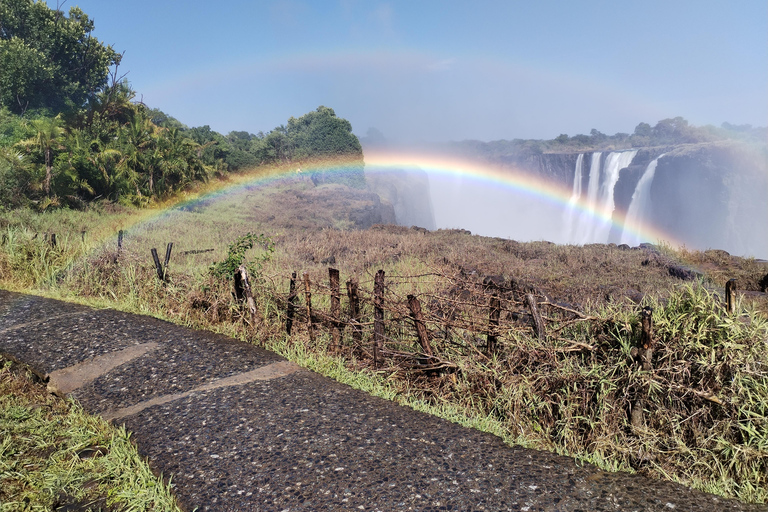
left=364, top=140, right=768, bottom=259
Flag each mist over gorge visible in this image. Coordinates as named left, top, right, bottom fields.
left=362, top=123, right=768, bottom=259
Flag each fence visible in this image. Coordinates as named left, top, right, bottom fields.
left=235, top=264, right=645, bottom=369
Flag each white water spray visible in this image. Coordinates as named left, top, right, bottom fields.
left=592, top=150, right=638, bottom=242
left=572, top=152, right=602, bottom=243
left=563, top=153, right=584, bottom=237
left=568, top=150, right=637, bottom=243
left=620, top=154, right=664, bottom=246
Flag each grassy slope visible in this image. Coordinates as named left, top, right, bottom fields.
left=1, top=167, right=767, bottom=505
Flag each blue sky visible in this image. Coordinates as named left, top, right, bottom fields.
left=63, top=0, right=767, bottom=142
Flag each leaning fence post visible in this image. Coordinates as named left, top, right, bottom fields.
left=726, top=278, right=737, bottom=314
left=373, top=270, right=385, bottom=368
left=631, top=306, right=654, bottom=428
left=163, top=242, right=173, bottom=280
left=303, top=272, right=315, bottom=342
left=525, top=293, right=545, bottom=340
left=150, top=248, right=164, bottom=281
left=329, top=268, right=341, bottom=352
left=346, top=278, right=362, bottom=345
left=286, top=272, right=297, bottom=335
left=407, top=294, right=433, bottom=360
left=235, top=265, right=257, bottom=326
left=487, top=294, right=501, bottom=356
left=639, top=306, right=654, bottom=371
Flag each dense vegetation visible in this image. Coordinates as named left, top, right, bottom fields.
left=450, top=116, right=768, bottom=158
left=0, top=1, right=363, bottom=211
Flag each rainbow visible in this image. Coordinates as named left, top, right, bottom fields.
left=362, top=149, right=681, bottom=248
left=115, top=150, right=682, bottom=249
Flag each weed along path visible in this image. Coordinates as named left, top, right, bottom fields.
left=1, top=290, right=763, bottom=512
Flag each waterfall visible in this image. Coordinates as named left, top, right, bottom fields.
left=592, top=150, right=638, bottom=242
left=568, top=150, right=638, bottom=244
left=620, top=154, right=664, bottom=246
left=562, top=153, right=584, bottom=239
left=572, top=152, right=602, bottom=243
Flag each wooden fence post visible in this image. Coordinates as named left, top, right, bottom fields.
left=373, top=270, right=385, bottom=368
left=286, top=272, right=297, bottom=335
left=525, top=293, right=545, bottom=340
left=407, top=294, right=433, bottom=359
left=346, top=278, right=361, bottom=345
left=150, top=248, right=164, bottom=281
left=163, top=242, right=173, bottom=280
left=726, top=278, right=736, bottom=314
left=631, top=306, right=654, bottom=428
left=303, top=272, right=315, bottom=342
left=329, top=268, right=341, bottom=352
left=487, top=294, right=501, bottom=356
left=639, top=306, right=654, bottom=371
left=235, top=265, right=257, bottom=326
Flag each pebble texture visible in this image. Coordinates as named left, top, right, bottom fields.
left=1, top=289, right=765, bottom=512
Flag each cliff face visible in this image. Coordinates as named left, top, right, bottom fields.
left=365, top=167, right=437, bottom=230
left=495, top=152, right=581, bottom=185
left=649, top=142, right=767, bottom=256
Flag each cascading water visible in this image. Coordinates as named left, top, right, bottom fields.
left=572, top=152, right=603, bottom=243
left=620, top=154, right=664, bottom=246
left=592, top=150, right=638, bottom=242
left=562, top=153, right=584, bottom=237
left=566, top=150, right=638, bottom=244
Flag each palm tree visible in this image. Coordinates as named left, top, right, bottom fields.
left=22, top=116, right=64, bottom=196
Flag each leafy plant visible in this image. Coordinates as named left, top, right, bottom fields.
left=209, top=232, right=274, bottom=279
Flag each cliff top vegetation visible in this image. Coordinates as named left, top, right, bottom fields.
left=450, top=116, right=767, bottom=158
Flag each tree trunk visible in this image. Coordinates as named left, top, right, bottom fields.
left=44, top=148, right=52, bottom=196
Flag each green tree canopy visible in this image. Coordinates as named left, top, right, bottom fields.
left=286, top=106, right=362, bottom=161
left=0, top=0, right=121, bottom=115
left=285, top=106, right=365, bottom=187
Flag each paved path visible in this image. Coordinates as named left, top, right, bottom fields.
left=1, top=290, right=764, bottom=512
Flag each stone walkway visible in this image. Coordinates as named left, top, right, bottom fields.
left=1, top=289, right=764, bottom=512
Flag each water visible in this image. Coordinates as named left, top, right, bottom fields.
left=563, top=153, right=584, bottom=237
left=620, top=154, right=664, bottom=246
left=568, top=150, right=638, bottom=244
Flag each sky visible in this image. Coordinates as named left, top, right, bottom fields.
left=59, top=0, right=767, bottom=143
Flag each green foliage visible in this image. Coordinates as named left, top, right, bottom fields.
left=0, top=0, right=367, bottom=207
left=286, top=106, right=362, bottom=160
left=0, top=362, right=182, bottom=511
left=0, top=0, right=120, bottom=115
left=209, top=232, right=274, bottom=279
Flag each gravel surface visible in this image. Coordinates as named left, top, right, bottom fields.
left=1, top=289, right=764, bottom=512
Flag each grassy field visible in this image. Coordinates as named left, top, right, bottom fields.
left=1, top=167, right=767, bottom=506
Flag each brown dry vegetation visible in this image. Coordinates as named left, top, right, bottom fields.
left=1, top=176, right=767, bottom=504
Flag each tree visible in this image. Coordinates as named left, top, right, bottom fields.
left=283, top=106, right=365, bottom=187
left=286, top=106, right=362, bottom=160
left=0, top=146, right=31, bottom=208
left=0, top=0, right=121, bottom=115
left=633, top=122, right=652, bottom=137
left=22, top=115, right=64, bottom=196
